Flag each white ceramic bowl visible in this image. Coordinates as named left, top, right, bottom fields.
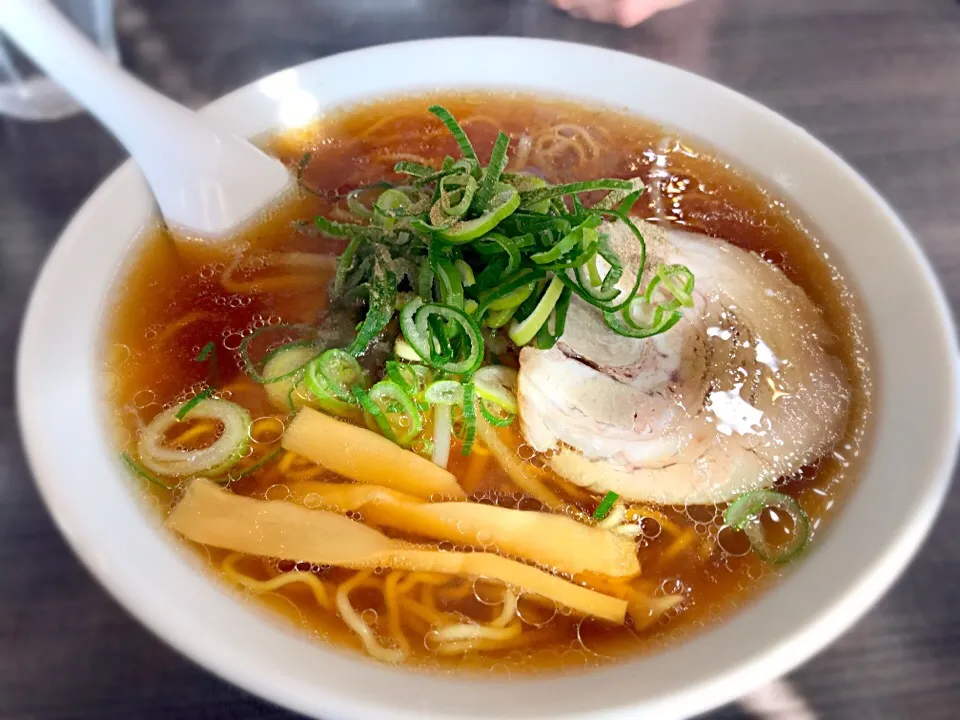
left=17, top=38, right=960, bottom=720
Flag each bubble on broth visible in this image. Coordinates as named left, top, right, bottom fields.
left=517, top=594, right=557, bottom=628
left=475, top=529, right=494, bottom=548
left=575, top=619, right=614, bottom=658
left=222, top=332, right=243, bottom=350
left=249, top=416, right=285, bottom=444
left=132, top=389, right=156, bottom=409
left=717, top=525, right=752, bottom=557
left=105, top=343, right=131, bottom=367
left=559, top=649, right=590, bottom=670
left=264, top=484, right=290, bottom=502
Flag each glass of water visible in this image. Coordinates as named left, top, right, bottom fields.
left=0, top=0, right=117, bottom=121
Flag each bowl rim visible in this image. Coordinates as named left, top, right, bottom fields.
left=16, top=36, right=960, bottom=720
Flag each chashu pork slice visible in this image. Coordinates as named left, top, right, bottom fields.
left=518, top=219, right=850, bottom=505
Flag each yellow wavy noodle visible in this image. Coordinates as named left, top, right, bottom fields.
left=155, top=311, right=216, bottom=345
left=357, top=113, right=430, bottom=139
left=170, top=421, right=218, bottom=447
left=221, top=252, right=335, bottom=294
left=548, top=474, right=594, bottom=503
left=373, top=151, right=433, bottom=167
left=662, top=529, right=699, bottom=562
left=383, top=571, right=411, bottom=654
left=221, top=552, right=333, bottom=611
left=626, top=505, right=683, bottom=536
left=335, top=570, right=405, bottom=663
left=476, top=419, right=571, bottom=514
left=438, top=579, right=475, bottom=603
left=284, top=467, right=326, bottom=482
left=277, top=450, right=298, bottom=473
left=530, top=123, right=608, bottom=179
left=278, top=450, right=326, bottom=480
left=460, top=115, right=501, bottom=131
left=218, top=380, right=262, bottom=403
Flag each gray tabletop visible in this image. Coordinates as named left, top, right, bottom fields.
left=2, top=1, right=959, bottom=718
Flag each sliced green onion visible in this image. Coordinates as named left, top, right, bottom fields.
left=430, top=184, right=520, bottom=244
left=504, top=172, right=552, bottom=213
left=593, top=491, right=620, bottom=521
left=485, top=305, right=518, bottom=329
left=353, top=384, right=396, bottom=441
left=176, top=387, right=213, bottom=420
left=295, top=151, right=312, bottom=182
left=346, top=246, right=397, bottom=356
left=374, top=187, right=417, bottom=214
left=385, top=360, right=433, bottom=396
left=332, top=236, right=361, bottom=298
left=474, top=268, right=544, bottom=316
left=363, top=380, right=423, bottom=447
left=474, top=233, right=521, bottom=276
left=314, top=215, right=383, bottom=242
left=138, top=398, right=250, bottom=477
left=479, top=399, right=515, bottom=427
left=460, top=381, right=477, bottom=455
left=643, top=263, right=695, bottom=308
left=213, top=447, right=283, bottom=484
left=313, top=348, right=368, bottom=402
left=508, top=275, right=566, bottom=347
left=195, top=341, right=216, bottom=362
left=435, top=173, right=478, bottom=219
left=454, top=259, right=475, bottom=287
left=473, top=365, right=518, bottom=414
left=604, top=303, right=683, bottom=339
left=529, top=230, right=582, bottom=265
left=393, top=160, right=437, bottom=178
left=593, top=177, right=645, bottom=211
left=471, top=131, right=510, bottom=213
left=120, top=452, right=172, bottom=490
left=435, top=258, right=465, bottom=309
left=240, top=325, right=319, bottom=384
left=302, top=370, right=362, bottom=419
left=429, top=105, right=478, bottom=163
left=424, top=380, right=463, bottom=405
left=535, top=286, right=572, bottom=350
left=347, top=187, right=376, bottom=219
left=519, top=179, right=634, bottom=208
left=488, top=281, right=536, bottom=311
left=262, top=345, right=323, bottom=412
left=401, top=299, right=484, bottom=374
left=724, top=490, right=810, bottom=564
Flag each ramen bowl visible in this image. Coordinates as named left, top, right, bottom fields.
left=17, top=38, right=960, bottom=720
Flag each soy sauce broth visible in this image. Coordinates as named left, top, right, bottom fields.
left=102, top=92, right=873, bottom=673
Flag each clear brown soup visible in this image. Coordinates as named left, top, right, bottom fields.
left=103, top=92, right=872, bottom=673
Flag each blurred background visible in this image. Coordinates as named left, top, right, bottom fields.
left=1, top=0, right=958, bottom=718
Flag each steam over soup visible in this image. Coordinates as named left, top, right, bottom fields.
left=103, top=93, right=873, bottom=673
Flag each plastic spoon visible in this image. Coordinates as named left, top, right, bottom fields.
left=0, top=0, right=292, bottom=239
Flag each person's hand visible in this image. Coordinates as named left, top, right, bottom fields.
left=550, top=0, right=696, bottom=26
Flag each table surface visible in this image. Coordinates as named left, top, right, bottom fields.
left=2, top=1, right=959, bottom=718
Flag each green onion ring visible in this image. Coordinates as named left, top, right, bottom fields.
left=724, top=490, right=810, bottom=564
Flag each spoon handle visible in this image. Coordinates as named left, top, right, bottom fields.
left=0, top=0, right=291, bottom=238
